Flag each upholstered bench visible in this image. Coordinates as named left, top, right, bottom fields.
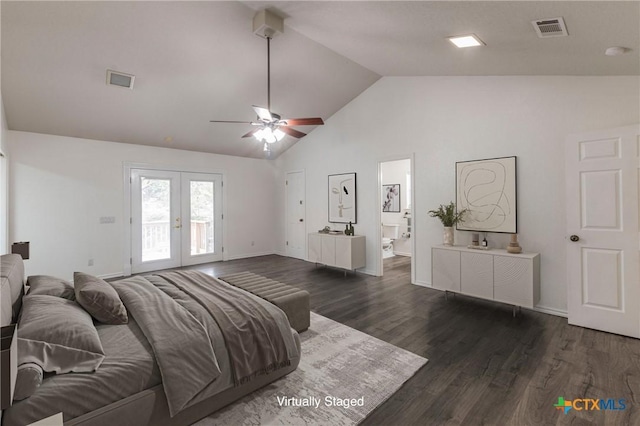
left=218, top=272, right=310, bottom=332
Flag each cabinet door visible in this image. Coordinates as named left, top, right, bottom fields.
left=321, top=236, right=336, bottom=266
left=432, top=249, right=460, bottom=292
left=308, top=234, right=322, bottom=262
left=461, top=252, right=493, bottom=300
left=334, top=237, right=352, bottom=269
left=494, top=256, right=533, bottom=307
left=350, top=236, right=366, bottom=270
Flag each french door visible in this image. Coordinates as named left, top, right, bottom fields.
left=131, top=169, right=223, bottom=273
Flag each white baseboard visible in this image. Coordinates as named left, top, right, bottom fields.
left=533, top=305, right=568, bottom=318
left=412, top=279, right=431, bottom=288
left=98, top=272, right=125, bottom=280
left=412, top=284, right=568, bottom=318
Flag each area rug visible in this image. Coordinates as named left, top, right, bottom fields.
left=195, top=312, right=428, bottom=425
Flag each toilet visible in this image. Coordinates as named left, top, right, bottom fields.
left=382, top=224, right=400, bottom=259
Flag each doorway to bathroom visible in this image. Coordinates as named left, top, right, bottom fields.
left=377, top=156, right=415, bottom=280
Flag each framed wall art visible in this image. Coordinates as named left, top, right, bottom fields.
left=456, top=156, right=517, bottom=233
left=328, top=172, right=356, bottom=223
left=382, top=184, right=401, bottom=213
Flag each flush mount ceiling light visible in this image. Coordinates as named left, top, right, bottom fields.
left=448, top=34, right=485, bottom=48
left=605, top=46, right=631, bottom=56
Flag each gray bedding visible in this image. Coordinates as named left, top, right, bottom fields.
left=3, top=271, right=299, bottom=425
left=3, top=317, right=161, bottom=425
left=155, top=271, right=296, bottom=386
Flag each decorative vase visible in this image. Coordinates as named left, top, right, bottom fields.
left=507, top=234, right=522, bottom=253
left=443, top=227, right=454, bottom=246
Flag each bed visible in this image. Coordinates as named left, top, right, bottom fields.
left=0, top=254, right=301, bottom=425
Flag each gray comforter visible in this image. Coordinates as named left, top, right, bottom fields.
left=3, top=271, right=299, bottom=425
left=111, top=271, right=299, bottom=416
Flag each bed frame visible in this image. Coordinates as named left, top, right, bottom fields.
left=0, top=254, right=301, bottom=425
left=67, top=336, right=300, bottom=426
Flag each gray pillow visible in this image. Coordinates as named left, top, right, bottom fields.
left=27, top=275, right=75, bottom=300
left=74, top=272, right=128, bottom=325
left=13, top=363, right=43, bottom=401
left=18, top=295, right=105, bottom=373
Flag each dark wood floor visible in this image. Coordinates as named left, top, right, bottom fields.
left=181, top=254, right=640, bottom=426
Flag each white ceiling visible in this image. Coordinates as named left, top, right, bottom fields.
left=2, top=1, right=639, bottom=159
left=244, top=1, right=640, bottom=76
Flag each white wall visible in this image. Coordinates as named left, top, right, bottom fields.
left=275, top=76, right=640, bottom=314
left=381, top=159, right=411, bottom=256
left=0, top=95, right=9, bottom=254
left=8, top=131, right=278, bottom=279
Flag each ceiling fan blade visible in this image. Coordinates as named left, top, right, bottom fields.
left=252, top=106, right=273, bottom=122
left=241, top=128, right=263, bottom=138
left=280, top=117, right=324, bottom=126
left=279, top=126, right=307, bottom=139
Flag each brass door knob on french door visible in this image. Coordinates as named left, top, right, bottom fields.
left=569, top=235, right=580, bottom=242
left=174, top=218, right=182, bottom=229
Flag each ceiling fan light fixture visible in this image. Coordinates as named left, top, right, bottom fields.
left=253, top=126, right=284, bottom=144
left=273, top=128, right=285, bottom=141
left=209, top=11, right=324, bottom=150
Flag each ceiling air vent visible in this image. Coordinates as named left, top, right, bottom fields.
left=106, top=70, right=135, bottom=89
left=532, top=17, right=568, bottom=38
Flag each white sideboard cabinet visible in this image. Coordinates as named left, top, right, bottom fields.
left=431, top=245, right=540, bottom=309
left=308, top=233, right=366, bottom=273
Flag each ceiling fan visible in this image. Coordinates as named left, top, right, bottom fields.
left=209, top=10, right=324, bottom=154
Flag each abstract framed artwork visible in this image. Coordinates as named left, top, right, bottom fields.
left=328, top=173, right=357, bottom=223
left=456, top=156, right=517, bottom=233
left=382, top=184, right=401, bottom=213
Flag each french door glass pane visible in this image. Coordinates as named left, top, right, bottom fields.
left=141, top=178, right=171, bottom=262
left=190, top=181, right=215, bottom=255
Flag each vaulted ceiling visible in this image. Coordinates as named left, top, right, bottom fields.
left=2, top=1, right=638, bottom=159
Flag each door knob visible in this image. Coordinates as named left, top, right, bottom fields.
left=299, top=219, right=304, bottom=222
left=569, top=235, right=580, bottom=242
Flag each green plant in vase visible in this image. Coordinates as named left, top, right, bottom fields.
left=428, top=202, right=467, bottom=246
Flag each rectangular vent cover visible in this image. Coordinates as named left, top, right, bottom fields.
left=106, top=70, right=135, bottom=89
left=532, top=17, right=569, bottom=38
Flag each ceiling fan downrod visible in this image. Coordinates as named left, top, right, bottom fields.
left=266, top=36, right=271, bottom=113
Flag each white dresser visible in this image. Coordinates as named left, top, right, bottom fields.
left=431, top=245, right=540, bottom=309
left=308, top=233, right=366, bottom=273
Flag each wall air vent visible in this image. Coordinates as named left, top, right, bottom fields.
left=532, top=17, right=568, bottom=38
left=106, top=70, right=135, bottom=89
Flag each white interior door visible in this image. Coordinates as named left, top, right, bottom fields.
left=131, top=169, right=182, bottom=273
left=181, top=173, right=223, bottom=266
left=131, top=169, right=223, bottom=273
left=566, top=124, right=640, bottom=338
left=286, top=171, right=306, bottom=259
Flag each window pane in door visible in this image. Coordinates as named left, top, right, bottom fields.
left=190, top=181, right=215, bottom=255
left=141, top=178, right=171, bottom=262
